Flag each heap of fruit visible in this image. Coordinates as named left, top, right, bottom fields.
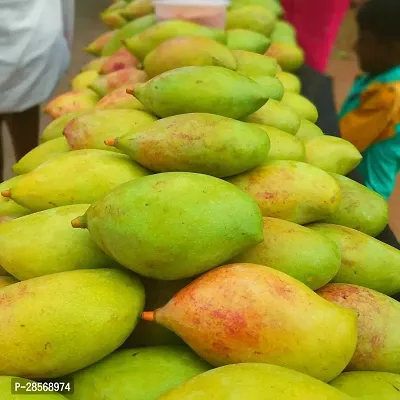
left=1, top=0, right=400, bottom=399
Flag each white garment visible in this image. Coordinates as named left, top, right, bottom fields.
left=0, top=0, right=75, bottom=113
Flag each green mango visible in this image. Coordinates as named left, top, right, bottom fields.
left=0, top=276, right=18, bottom=289
left=253, top=125, right=305, bottom=162
left=227, top=29, right=271, bottom=53
left=270, top=20, right=297, bottom=45
left=303, top=136, right=362, bottom=175
left=318, top=283, right=400, bottom=374
left=133, top=66, right=268, bottom=119
left=322, top=174, right=388, bottom=237
left=310, top=224, right=400, bottom=296
left=281, top=92, right=319, bottom=123
left=0, top=176, right=31, bottom=225
left=71, top=71, right=99, bottom=91
left=66, top=346, right=210, bottom=400
left=95, top=85, right=147, bottom=111
left=0, top=269, right=144, bottom=378
left=227, top=160, right=341, bottom=224
left=143, top=36, right=237, bottom=78
left=276, top=71, right=301, bottom=93
left=232, top=217, right=341, bottom=289
left=266, top=43, right=305, bottom=72
left=234, top=51, right=278, bottom=77
left=102, top=14, right=157, bottom=56
left=84, top=31, right=116, bottom=56
left=0, top=205, right=115, bottom=280
left=123, top=20, right=226, bottom=60
left=121, top=0, right=154, bottom=20
left=226, top=6, right=276, bottom=36
left=230, top=0, right=284, bottom=16
left=4, top=150, right=150, bottom=212
left=13, top=137, right=70, bottom=175
left=0, top=376, right=66, bottom=399
left=159, top=364, right=353, bottom=400
left=251, top=75, right=284, bottom=100
left=108, top=113, right=270, bottom=177
left=72, top=172, right=263, bottom=280
left=330, top=371, right=400, bottom=399
left=100, top=5, right=127, bottom=30
left=296, top=119, right=324, bottom=139
left=64, top=109, right=157, bottom=152
left=81, top=57, right=108, bottom=73
left=246, top=99, right=301, bottom=135
left=41, top=111, right=89, bottom=142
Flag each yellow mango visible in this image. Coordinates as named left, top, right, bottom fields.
left=281, top=92, right=319, bottom=123
left=84, top=31, right=116, bottom=56
left=233, top=51, right=278, bottom=77
left=227, top=29, right=271, bottom=54
left=296, top=119, right=324, bottom=139
left=71, top=71, right=99, bottom=91
left=266, top=43, right=305, bottom=72
left=95, top=85, right=147, bottom=111
left=226, top=6, right=276, bottom=35
left=276, top=71, right=301, bottom=93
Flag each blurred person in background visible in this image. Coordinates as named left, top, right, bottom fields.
left=0, top=0, right=75, bottom=182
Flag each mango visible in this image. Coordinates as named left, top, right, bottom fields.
left=89, top=68, right=147, bottom=97
left=123, top=20, right=225, bottom=60
left=276, top=71, right=301, bottom=93
left=0, top=205, right=115, bottom=280
left=84, top=31, right=116, bottom=56
left=0, top=176, right=31, bottom=225
left=67, top=346, right=210, bottom=400
left=322, top=174, right=388, bottom=236
left=252, top=125, right=305, bottom=162
left=81, top=57, right=107, bottom=73
left=41, top=111, right=89, bottom=142
left=108, top=113, right=270, bottom=177
left=226, top=6, right=276, bottom=35
left=318, top=283, right=400, bottom=374
left=251, top=75, right=284, bottom=100
left=133, top=66, right=267, bottom=119
left=160, top=364, right=353, bottom=400
left=0, top=269, right=144, bottom=378
left=95, top=85, right=147, bottom=111
left=232, top=218, right=341, bottom=289
left=0, top=376, right=66, bottom=399
left=100, top=6, right=127, bottom=29
left=246, top=99, right=301, bottom=135
left=227, top=160, right=341, bottom=224
left=330, top=371, right=400, bottom=399
left=72, top=173, right=263, bottom=280
left=13, top=137, right=70, bottom=175
left=233, top=51, right=278, bottom=77
left=64, top=109, right=157, bottom=152
left=121, top=0, right=154, bottom=20
left=303, top=136, right=362, bottom=175
left=309, top=224, right=400, bottom=295
left=2, top=150, right=149, bottom=212
left=0, top=276, right=18, bottom=289
left=100, top=48, right=140, bottom=74
left=230, top=0, right=284, bottom=16
left=143, top=36, right=237, bottom=78
left=266, top=43, right=305, bottom=72
left=281, top=92, right=318, bottom=123
left=44, top=90, right=99, bottom=119
left=227, top=29, right=271, bottom=54
left=143, top=263, right=357, bottom=381
left=71, top=71, right=99, bottom=91
left=271, top=20, right=297, bottom=45
left=102, top=14, right=157, bottom=56
left=296, top=119, right=324, bottom=139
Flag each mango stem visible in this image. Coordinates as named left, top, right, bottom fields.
left=1, top=190, right=11, bottom=198
left=104, top=138, right=116, bottom=147
left=71, top=216, right=87, bottom=229
left=141, top=311, right=155, bottom=322
left=126, top=88, right=134, bottom=95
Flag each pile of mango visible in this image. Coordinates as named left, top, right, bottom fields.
left=1, top=0, right=400, bottom=399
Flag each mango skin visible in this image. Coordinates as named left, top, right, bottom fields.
left=330, top=371, right=400, bottom=399
left=160, top=364, right=353, bottom=400
left=226, top=6, right=276, bottom=35
left=79, top=173, right=263, bottom=280
left=227, top=29, right=271, bottom=54
left=85, top=31, right=116, bottom=56
left=246, top=99, right=301, bottom=135
left=230, top=0, right=284, bottom=16
left=318, top=283, right=400, bottom=374
left=153, top=263, right=358, bottom=382
left=277, top=71, right=301, bottom=93
left=7, top=150, right=150, bottom=212
left=281, top=92, right=318, bottom=123
left=144, top=36, right=237, bottom=78
left=71, top=71, right=99, bottom=91
left=81, top=57, right=107, bottom=73
left=322, top=174, right=388, bottom=237
left=271, top=20, right=297, bottom=45
left=113, top=113, right=270, bottom=177
left=66, top=346, right=210, bottom=400
left=251, top=75, right=284, bottom=101
left=100, top=48, right=139, bottom=75
left=64, top=109, right=157, bottom=152
left=0, top=205, right=115, bottom=280
left=303, top=136, right=362, bottom=175
left=134, top=66, right=268, bottom=119
left=309, top=224, right=400, bottom=296
left=252, top=125, right=305, bottom=162
left=95, top=85, right=147, bottom=111
left=13, top=137, right=71, bottom=175
left=123, top=20, right=226, bottom=61
left=41, top=111, right=89, bottom=143
left=0, top=276, right=18, bottom=289
left=0, top=269, right=144, bottom=378
left=296, top=119, right=324, bottom=139
left=234, top=51, right=278, bottom=77
left=266, top=43, right=305, bottom=72
left=227, top=160, right=341, bottom=224
left=0, top=176, right=31, bottom=225
left=121, top=0, right=154, bottom=20
left=232, top=217, right=341, bottom=289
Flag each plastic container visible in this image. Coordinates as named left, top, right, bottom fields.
left=153, top=0, right=230, bottom=29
